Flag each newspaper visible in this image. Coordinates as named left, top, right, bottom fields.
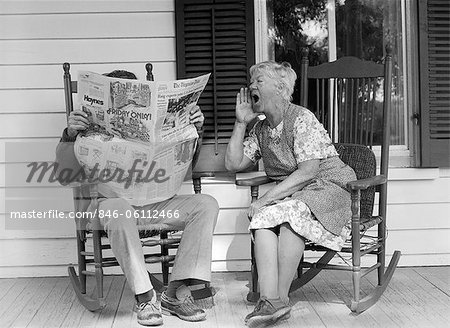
left=73, top=71, right=210, bottom=205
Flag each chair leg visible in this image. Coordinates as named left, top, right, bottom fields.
left=68, top=226, right=106, bottom=311
left=377, top=222, right=387, bottom=285
left=297, top=255, right=304, bottom=281
left=68, top=266, right=106, bottom=311
left=350, top=217, right=401, bottom=313
left=352, top=267, right=361, bottom=306
left=92, top=229, right=105, bottom=303
left=350, top=250, right=401, bottom=313
left=246, top=241, right=259, bottom=303
left=68, top=228, right=106, bottom=311
left=77, top=229, right=87, bottom=294
left=160, top=231, right=170, bottom=286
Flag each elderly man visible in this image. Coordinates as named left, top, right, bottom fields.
left=56, top=70, right=219, bottom=326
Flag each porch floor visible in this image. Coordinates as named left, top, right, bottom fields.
left=0, top=267, right=449, bottom=328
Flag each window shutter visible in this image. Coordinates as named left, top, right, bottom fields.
left=176, top=0, right=255, bottom=172
left=418, top=0, right=450, bottom=167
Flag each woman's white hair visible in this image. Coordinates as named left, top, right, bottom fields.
left=249, top=61, right=297, bottom=101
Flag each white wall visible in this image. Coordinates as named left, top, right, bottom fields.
left=0, top=0, right=179, bottom=277
left=0, top=0, right=449, bottom=278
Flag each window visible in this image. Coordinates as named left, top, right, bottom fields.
left=260, top=0, right=412, bottom=165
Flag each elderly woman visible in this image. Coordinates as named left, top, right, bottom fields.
left=225, top=61, right=356, bottom=327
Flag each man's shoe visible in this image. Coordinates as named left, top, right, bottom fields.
left=136, top=298, right=163, bottom=326
left=245, top=297, right=291, bottom=327
left=161, top=291, right=206, bottom=322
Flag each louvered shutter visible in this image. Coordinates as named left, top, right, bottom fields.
left=418, top=0, right=450, bottom=167
left=176, top=0, right=255, bottom=172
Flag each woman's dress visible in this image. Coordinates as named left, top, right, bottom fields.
left=243, top=104, right=356, bottom=251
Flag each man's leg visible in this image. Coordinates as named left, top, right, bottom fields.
left=137, top=194, right=219, bottom=322
left=99, top=198, right=152, bottom=294
left=98, top=198, right=162, bottom=326
left=137, top=194, right=219, bottom=284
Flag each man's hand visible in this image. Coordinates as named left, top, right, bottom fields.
left=189, top=105, right=204, bottom=131
left=236, top=87, right=258, bottom=125
left=67, top=110, right=90, bottom=138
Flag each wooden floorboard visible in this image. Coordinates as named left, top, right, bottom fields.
left=1, top=278, right=49, bottom=328
left=12, top=277, right=65, bottom=328
left=0, top=278, right=33, bottom=320
left=111, top=281, right=137, bottom=328
left=0, top=278, right=17, bottom=301
left=25, top=277, right=73, bottom=328
left=392, top=269, right=449, bottom=326
left=0, top=267, right=448, bottom=328
left=413, top=266, right=450, bottom=297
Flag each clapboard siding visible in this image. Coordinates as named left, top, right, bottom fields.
left=0, top=13, right=175, bottom=39
left=1, top=229, right=449, bottom=278
left=0, top=1, right=180, bottom=277
left=0, top=138, right=60, bottom=163
left=1, top=230, right=447, bottom=269
left=0, top=62, right=176, bottom=89
left=0, top=0, right=175, bottom=14
left=0, top=90, right=66, bottom=114
left=1, top=39, right=175, bottom=65
left=0, top=113, right=67, bottom=138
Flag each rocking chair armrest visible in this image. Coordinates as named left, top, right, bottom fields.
left=347, top=174, right=387, bottom=191
left=235, top=175, right=273, bottom=187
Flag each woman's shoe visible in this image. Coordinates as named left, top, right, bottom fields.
left=245, top=297, right=291, bottom=327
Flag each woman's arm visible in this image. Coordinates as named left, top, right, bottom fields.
left=248, top=159, right=319, bottom=218
left=225, top=88, right=258, bottom=172
left=225, top=121, right=254, bottom=171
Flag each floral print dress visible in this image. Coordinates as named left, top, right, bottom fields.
left=243, top=104, right=356, bottom=251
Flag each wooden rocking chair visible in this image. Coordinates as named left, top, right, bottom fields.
left=236, top=45, right=401, bottom=313
left=62, top=62, right=212, bottom=311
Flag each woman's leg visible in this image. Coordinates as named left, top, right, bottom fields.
left=254, top=228, right=279, bottom=299
left=246, top=227, right=292, bottom=326
left=277, top=223, right=305, bottom=303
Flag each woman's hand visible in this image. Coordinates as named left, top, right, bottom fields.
left=247, top=196, right=269, bottom=219
left=236, top=87, right=258, bottom=124
left=188, top=105, right=204, bottom=131
left=67, top=110, right=90, bottom=138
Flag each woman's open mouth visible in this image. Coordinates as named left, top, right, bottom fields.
left=252, top=94, right=260, bottom=104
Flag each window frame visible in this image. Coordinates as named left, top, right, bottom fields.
left=255, top=0, right=417, bottom=167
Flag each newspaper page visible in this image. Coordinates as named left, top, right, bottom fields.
left=73, top=71, right=210, bottom=204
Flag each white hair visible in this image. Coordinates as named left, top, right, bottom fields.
left=249, top=61, right=297, bottom=101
